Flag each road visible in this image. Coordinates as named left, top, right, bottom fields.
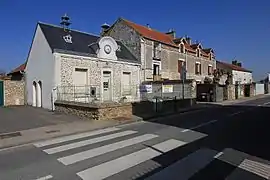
left=0, top=96, right=270, bottom=180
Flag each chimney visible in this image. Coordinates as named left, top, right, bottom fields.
left=146, top=24, right=150, bottom=29
left=166, top=29, right=176, bottom=39
left=101, top=23, right=110, bottom=35
left=237, top=62, right=242, bottom=67
left=186, top=36, right=191, bottom=44
left=232, top=60, right=237, bottom=65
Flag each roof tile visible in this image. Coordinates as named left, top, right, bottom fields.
left=122, top=19, right=178, bottom=47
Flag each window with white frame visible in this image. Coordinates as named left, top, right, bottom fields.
left=197, top=49, right=201, bottom=57
left=180, top=43, right=185, bottom=53
left=195, top=62, right=201, bottom=75
left=153, top=60, right=161, bottom=75
left=122, top=72, right=131, bottom=95
left=153, top=41, right=161, bottom=59
left=208, top=65, right=213, bottom=75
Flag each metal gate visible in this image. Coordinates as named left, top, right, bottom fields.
left=0, top=81, right=4, bottom=106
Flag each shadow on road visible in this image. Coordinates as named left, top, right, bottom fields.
left=138, top=104, right=270, bottom=179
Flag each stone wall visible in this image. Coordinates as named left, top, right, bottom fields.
left=4, top=79, right=25, bottom=106
left=59, top=54, right=140, bottom=102
left=54, top=101, right=132, bottom=121
left=105, top=19, right=141, bottom=60
left=179, top=53, right=216, bottom=82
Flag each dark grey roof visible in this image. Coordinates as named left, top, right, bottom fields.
left=38, top=22, right=138, bottom=62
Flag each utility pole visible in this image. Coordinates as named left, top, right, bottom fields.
left=181, top=51, right=187, bottom=99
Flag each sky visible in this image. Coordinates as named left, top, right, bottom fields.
left=0, top=0, right=269, bottom=80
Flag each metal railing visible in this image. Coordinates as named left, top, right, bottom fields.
left=56, top=84, right=140, bottom=103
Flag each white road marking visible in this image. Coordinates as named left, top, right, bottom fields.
left=238, top=159, right=270, bottom=179
left=181, top=120, right=218, bottom=132
left=214, top=152, right=224, bottom=159
left=77, top=139, right=186, bottom=180
left=44, top=130, right=137, bottom=154
left=229, top=111, right=242, bottom=116
left=145, top=148, right=218, bottom=180
left=33, top=127, right=120, bottom=147
left=263, top=102, right=270, bottom=105
left=34, top=175, right=53, bottom=180
left=58, top=134, right=159, bottom=165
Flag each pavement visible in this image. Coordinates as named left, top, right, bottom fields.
left=1, top=95, right=270, bottom=179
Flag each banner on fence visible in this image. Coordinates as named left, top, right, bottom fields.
left=162, top=85, right=173, bottom=93
left=140, top=84, right=152, bottom=93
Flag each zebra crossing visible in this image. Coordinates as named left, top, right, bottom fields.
left=32, top=127, right=270, bottom=180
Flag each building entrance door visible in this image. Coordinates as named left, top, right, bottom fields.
left=103, top=71, right=111, bottom=101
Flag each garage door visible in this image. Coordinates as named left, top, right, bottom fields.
left=0, top=81, right=3, bottom=106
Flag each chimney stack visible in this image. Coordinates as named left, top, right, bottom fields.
left=166, top=29, right=176, bottom=39
left=101, top=23, right=110, bottom=35
left=186, top=36, right=191, bottom=44
left=146, top=24, right=150, bottom=29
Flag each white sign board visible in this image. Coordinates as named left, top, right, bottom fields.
left=162, top=85, right=173, bottom=93
left=140, top=85, right=152, bottom=93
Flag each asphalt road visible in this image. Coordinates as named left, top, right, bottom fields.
left=0, top=96, right=270, bottom=180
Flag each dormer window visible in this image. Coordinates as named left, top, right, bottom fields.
left=63, top=34, right=72, bottom=44
left=180, top=43, right=185, bottom=53
left=196, top=49, right=200, bottom=57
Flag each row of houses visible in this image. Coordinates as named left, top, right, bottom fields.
left=1, top=15, right=254, bottom=110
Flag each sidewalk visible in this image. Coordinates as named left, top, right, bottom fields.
left=199, top=94, right=270, bottom=106
left=0, top=119, right=137, bottom=150
left=0, top=104, right=206, bottom=150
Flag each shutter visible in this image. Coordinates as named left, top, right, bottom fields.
left=199, top=64, right=202, bottom=74
left=178, top=61, right=182, bottom=73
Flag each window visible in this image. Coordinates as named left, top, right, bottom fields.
left=122, top=72, right=131, bottom=95
left=196, top=49, right=200, bottom=57
left=153, top=64, right=160, bottom=75
left=195, top=62, right=201, bottom=75
left=180, top=43, right=185, bottom=53
left=208, top=65, right=213, bottom=75
left=178, top=60, right=183, bottom=74
left=153, top=42, right=161, bottom=59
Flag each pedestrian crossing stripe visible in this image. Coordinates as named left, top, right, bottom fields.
left=58, top=134, right=160, bottom=165
left=33, top=127, right=120, bottom=147
left=33, top=128, right=270, bottom=180
left=76, top=139, right=185, bottom=180
left=44, top=130, right=137, bottom=154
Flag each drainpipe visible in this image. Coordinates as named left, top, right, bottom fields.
left=144, top=39, right=146, bottom=82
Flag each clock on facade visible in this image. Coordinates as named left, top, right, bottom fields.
left=104, top=45, right=112, bottom=54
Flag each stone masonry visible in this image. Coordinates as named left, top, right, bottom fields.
left=4, top=79, right=25, bottom=106
left=54, top=101, right=132, bottom=121
left=106, top=19, right=216, bottom=83
left=58, top=54, right=140, bottom=102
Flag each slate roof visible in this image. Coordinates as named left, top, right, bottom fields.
left=217, top=61, right=252, bottom=73
left=38, top=23, right=138, bottom=62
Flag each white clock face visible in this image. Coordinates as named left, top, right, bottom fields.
left=104, top=45, right=111, bottom=54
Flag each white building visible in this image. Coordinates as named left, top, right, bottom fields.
left=25, top=22, right=141, bottom=110
left=216, top=61, right=253, bottom=85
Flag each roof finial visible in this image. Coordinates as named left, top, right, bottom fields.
left=60, top=13, right=71, bottom=32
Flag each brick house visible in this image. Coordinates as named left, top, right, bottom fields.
left=103, top=18, right=216, bottom=83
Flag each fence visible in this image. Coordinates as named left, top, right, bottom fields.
left=56, top=80, right=195, bottom=104
left=139, top=80, right=194, bottom=101
left=56, top=84, right=140, bottom=103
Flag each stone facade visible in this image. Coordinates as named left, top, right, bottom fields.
left=106, top=19, right=141, bottom=60
left=55, top=101, right=132, bottom=121
left=58, top=54, right=140, bottom=102
left=106, top=19, right=216, bottom=83
left=3, top=79, right=25, bottom=106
